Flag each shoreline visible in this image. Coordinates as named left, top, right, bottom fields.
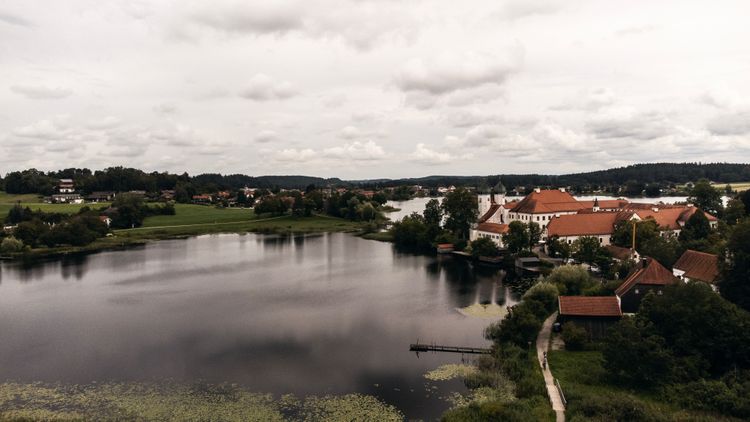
left=1, top=215, right=368, bottom=262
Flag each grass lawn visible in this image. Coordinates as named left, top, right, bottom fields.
left=115, top=215, right=364, bottom=239
left=549, top=350, right=740, bottom=421
left=0, top=191, right=109, bottom=217
left=142, top=204, right=256, bottom=227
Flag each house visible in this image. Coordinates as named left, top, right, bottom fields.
left=558, top=296, right=622, bottom=339
left=192, top=194, right=212, bottom=204
left=506, top=188, right=586, bottom=228
left=87, top=191, right=116, bottom=202
left=615, top=257, right=680, bottom=313
left=470, top=222, right=509, bottom=248
left=604, top=245, right=639, bottom=262
left=673, top=249, right=720, bottom=290
left=546, top=211, right=634, bottom=246
left=51, top=193, right=83, bottom=204
left=628, top=205, right=718, bottom=236
left=58, top=179, right=75, bottom=193
left=160, top=190, right=175, bottom=201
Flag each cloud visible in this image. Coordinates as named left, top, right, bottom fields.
left=338, top=125, right=361, bottom=139
left=0, top=12, right=32, bottom=27
left=238, top=74, right=297, bottom=101
left=87, top=116, right=122, bottom=130
left=274, top=148, right=317, bottom=162
left=615, top=25, right=659, bottom=37
left=10, top=85, right=72, bottom=99
left=12, top=118, right=70, bottom=140
left=180, top=0, right=416, bottom=50
left=254, top=130, right=278, bottom=143
left=585, top=111, right=672, bottom=140
left=154, top=103, right=178, bottom=114
left=551, top=88, right=617, bottom=111
left=323, top=140, right=386, bottom=161
left=395, top=50, right=522, bottom=96
left=409, top=143, right=452, bottom=165
left=499, top=0, right=565, bottom=21
left=706, top=111, right=750, bottom=136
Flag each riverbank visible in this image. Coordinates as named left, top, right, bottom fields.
left=2, top=214, right=367, bottom=261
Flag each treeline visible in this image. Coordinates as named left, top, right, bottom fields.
left=0, top=167, right=345, bottom=196
left=1, top=206, right=109, bottom=251
left=356, top=162, right=750, bottom=192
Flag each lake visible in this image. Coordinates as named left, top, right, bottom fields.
left=0, top=233, right=518, bottom=420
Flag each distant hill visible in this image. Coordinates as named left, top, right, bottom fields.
left=192, top=174, right=345, bottom=190
left=348, top=163, right=750, bottom=190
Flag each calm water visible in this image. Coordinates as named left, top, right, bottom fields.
left=0, top=233, right=517, bottom=420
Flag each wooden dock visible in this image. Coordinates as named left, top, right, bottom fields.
left=409, top=343, right=491, bottom=354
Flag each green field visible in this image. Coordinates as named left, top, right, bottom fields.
left=0, top=191, right=108, bottom=217
left=142, top=204, right=256, bottom=227
left=722, top=181, right=750, bottom=192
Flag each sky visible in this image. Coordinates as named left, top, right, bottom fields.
left=1, top=0, right=749, bottom=179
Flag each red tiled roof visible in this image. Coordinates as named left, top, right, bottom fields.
left=674, top=249, right=719, bottom=284
left=579, top=199, right=630, bottom=210
left=558, top=296, right=622, bottom=317
left=509, top=189, right=584, bottom=214
left=604, top=245, right=635, bottom=261
left=503, top=200, right=518, bottom=209
left=478, top=203, right=500, bottom=223
left=475, top=222, right=509, bottom=235
left=630, top=206, right=717, bottom=230
left=547, top=211, right=633, bottom=237
left=615, top=257, right=679, bottom=296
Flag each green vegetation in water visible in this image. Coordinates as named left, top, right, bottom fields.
left=457, top=303, right=508, bottom=319
left=0, top=382, right=403, bottom=422
left=424, top=364, right=478, bottom=381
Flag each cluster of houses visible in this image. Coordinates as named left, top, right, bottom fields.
left=470, top=183, right=718, bottom=248
left=470, top=183, right=723, bottom=339
left=558, top=250, right=719, bottom=338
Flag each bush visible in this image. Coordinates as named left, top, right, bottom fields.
left=665, top=378, right=750, bottom=418
left=568, top=391, right=668, bottom=422
left=1, top=236, right=24, bottom=253
left=561, top=322, right=587, bottom=351
left=546, top=265, right=594, bottom=295
left=522, top=281, right=559, bottom=313
left=470, top=237, right=501, bottom=258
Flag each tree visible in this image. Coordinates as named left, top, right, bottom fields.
left=572, top=236, right=601, bottom=264
left=546, top=236, right=571, bottom=260
left=640, top=235, right=680, bottom=268
left=689, top=179, right=723, bottom=216
left=740, top=190, right=750, bottom=216
left=527, top=222, right=542, bottom=249
left=612, top=219, right=660, bottom=249
left=441, top=188, right=478, bottom=240
left=0, top=236, right=24, bottom=254
left=623, top=180, right=645, bottom=197
left=561, top=322, right=587, bottom=350
left=679, top=210, right=712, bottom=242
left=546, top=265, right=593, bottom=295
left=522, top=281, right=559, bottom=313
left=724, top=198, right=746, bottom=225
left=603, top=317, right=675, bottom=387
left=470, top=237, right=500, bottom=258
left=423, top=198, right=443, bottom=242
left=390, top=213, right=430, bottom=250
left=720, top=220, right=750, bottom=311
left=644, top=183, right=662, bottom=197
left=503, top=221, right=529, bottom=254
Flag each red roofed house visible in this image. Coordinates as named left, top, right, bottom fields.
left=558, top=296, right=622, bottom=339
left=616, top=257, right=680, bottom=313
left=628, top=205, right=718, bottom=236
left=546, top=211, right=635, bottom=247
left=673, top=249, right=720, bottom=290
left=506, top=188, right=584, bottom=229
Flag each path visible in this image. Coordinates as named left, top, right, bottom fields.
left=537, top=311, right=566, bottom=422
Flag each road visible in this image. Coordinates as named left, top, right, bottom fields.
left=537, top=311, right=566, bottom=422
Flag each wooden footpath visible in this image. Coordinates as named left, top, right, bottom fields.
left=409, top=343, right=491, bottom=354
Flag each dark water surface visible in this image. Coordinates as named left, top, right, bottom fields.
left=0, top=233, right=517, bottom=420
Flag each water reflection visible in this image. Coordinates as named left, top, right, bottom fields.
left=0, top=233, right=514, bottom=421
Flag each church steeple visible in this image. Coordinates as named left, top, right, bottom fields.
left=593, top=197, right=600, bottom=212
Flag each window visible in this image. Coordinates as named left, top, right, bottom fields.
left=635, top=289, right=640, bottom=294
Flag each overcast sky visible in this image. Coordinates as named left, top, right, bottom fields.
left=1, top=1, right=749, bottom=179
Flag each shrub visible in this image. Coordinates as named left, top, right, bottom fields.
left=568, top=391, right=668, bottom=422
left=561, top=322, right=587, bottom=351
left=522, top=281, right=559, bottom=313
left=546, top=265, right=594, bottom=295
left=1, top=236, right=24, bottom=254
